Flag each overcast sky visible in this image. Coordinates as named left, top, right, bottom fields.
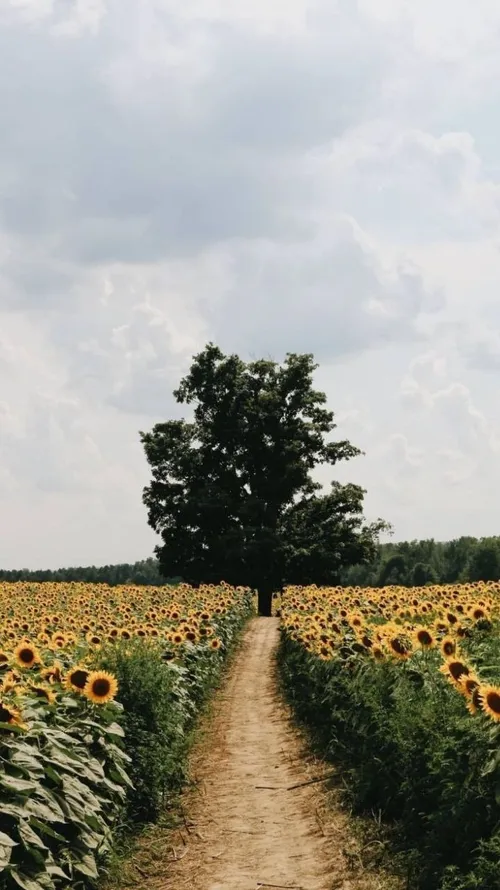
left=2, top=0, right=500, bottom=569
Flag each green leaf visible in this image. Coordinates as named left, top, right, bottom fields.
left=18, top=821, right=47, bottom=850
left=0, top=843, right=13, bottom=870
left=0, top=803, right=26, bottom=819
left=0, top=722, right=26, bottom=734
left=84, top=814, right=103, bottom=833
left=109, top=762, right=133, bottom=787
left=24, top=798, right=65, bottom=824
left=0, top=773, right=38, bottom=793
left=10, top=871, right=48, bottom=890
left=45, top=864, right=69, bottom=880
left=103, top=722, right=124, bottom=737
left=43, top=766, right=62, bottom=786
left=10, top=751, right=45, bottom=778
left=74, top=852, right=99, bottom=879
left=29, top=820, right=67, bottom=844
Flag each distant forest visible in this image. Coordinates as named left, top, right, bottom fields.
left=2, top=536, right=500, bottom=587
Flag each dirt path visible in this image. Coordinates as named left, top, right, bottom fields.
left=119, top=618, right=397, bottom=890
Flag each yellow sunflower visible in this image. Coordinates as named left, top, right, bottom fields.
left=14, top=643, right=41, bottom=669
left=440, top=659, right=471, bottom=686
left=29, top=685, right=57, bottom=705
left=83, top=671, right=118, bottom=704
left=65, top=666, right=90, bottom=693
left=479, top=685, right=500, bottom=722
left=413, top=627, right=435, bottom=650
left=440, top=637, right=457, bottom=659
left=0, top=701, right=25, bottom=728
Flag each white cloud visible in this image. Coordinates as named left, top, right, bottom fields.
left=3, top=0, right=500, bottom=568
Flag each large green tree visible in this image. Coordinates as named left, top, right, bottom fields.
left=140, top=344, right=388, bottom=614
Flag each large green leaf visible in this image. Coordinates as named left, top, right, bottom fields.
left=9, top=870, right=49, bottom=890
left=0, top=774, right=37, bottom=793
left=18, top=821, right=47, bottom=851
left=24, top=798, right=65, bottom=824
left=10, top=751, right=45, bottom=779
left=73, top=852, right=99, bottom=879
left=29, top=819, right=66, bottom=844
left=45, top=864, right=69, bottom=880
left=0, top=722, right=26, bottom=734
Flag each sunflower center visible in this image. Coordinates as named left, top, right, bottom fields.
left=71, top=669, right=89, bottom=689
left=0, top=704, right=15, bottom=722
left=91, top=679, right=111, bottom=697
left=486, top=692, right=500, bottom=714
left=19, top=648, right=35, bottom=664
left=449, top=662, right=469, bottom=681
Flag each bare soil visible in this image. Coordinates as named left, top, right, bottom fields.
left=112, top=618, right=400, bottom=890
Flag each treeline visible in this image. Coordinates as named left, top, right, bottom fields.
left=341, top=535, right=500, bottom=587
left=3, top=535, right=500, bottom=588
left=0, top=557, right=172, bottom=586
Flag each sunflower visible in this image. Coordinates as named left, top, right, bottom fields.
left=440, top=659, right=471, bottom=685
left=29, top=685, right=56, bottom=705
left=413, top=628, right=435, bottom=650
left=14, top=643, right=40, bottom=669
left=386, top=636, right=413, bottom=660
left=0, top=651, right=10, bottom=671
left=467, top=687, right=482, bottom=716
left=372, top=646, right=385, bottom=661
left=0, top=702, right=25, bottom=728
left=65, top=666, right=90, bottom=693
left=318, top=645, right=332, bottom=661
left=83, top=671, right=118, bottom=704
left=2, top=671, right=21, bottom=694
left=198, top=625, right=213, bottom=637
left=479, top=685, right=500, bottom=722
left=440, top=637, right=457, bottom=659
left=210, top=638, right=222, bottom=650
left=459, top=675, right=480, bottom=698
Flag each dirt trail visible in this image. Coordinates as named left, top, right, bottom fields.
left=122, top=618, right=396, bottom=890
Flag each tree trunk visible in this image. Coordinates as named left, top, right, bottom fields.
left=257, top=584, right=273, bottom=617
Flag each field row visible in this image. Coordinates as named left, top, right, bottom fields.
left=278, top=581, right=500, bottom=890
left=0, top=581, right=254, bottom=890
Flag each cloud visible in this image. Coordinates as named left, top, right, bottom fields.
left=209, top=218, right=440, bottom=360
left=3, top=0, right=500, bottom=566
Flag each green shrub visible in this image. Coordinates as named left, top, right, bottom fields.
left=279, top=632, right=500, bottom=890
left=98, top=593, right=253, bottom=825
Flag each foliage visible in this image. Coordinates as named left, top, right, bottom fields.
left=97, top=590, right=253, bottom=823
left=0, top=580, right=254, bottom=886
left=6, top=535, right=500, bottom=592
left=0, top=692, right=129, bottom=890
left=141, top=343, right=387, bottom=614
left=340, top=535, right=500, bottom=587
left=0, top=559, right=166, bottom=587
left=279, top=581, right=500, bottom=890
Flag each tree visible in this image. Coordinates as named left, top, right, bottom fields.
left=140, top=344, right=388, bottom=615
left=378, top=553, right=409, bottom=587
left=411, top=561, right=437, bottom=587
left=466, top=539, right=500, bottom=582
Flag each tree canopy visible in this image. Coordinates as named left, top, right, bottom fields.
left=339, top=535, right=500, bottom=587
left=140, top=343, right=388, bottom=614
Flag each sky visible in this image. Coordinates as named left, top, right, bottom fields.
left=2, top=0, right=500, bottom=569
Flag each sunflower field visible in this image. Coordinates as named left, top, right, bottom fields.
left=278, top=582, right=500, bottom=890
left=0, top=580, right=253, bottom=890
